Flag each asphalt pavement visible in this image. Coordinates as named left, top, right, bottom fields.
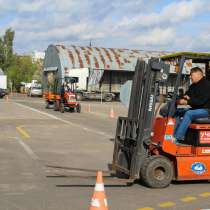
left=0, top=94, right=210, bottom=210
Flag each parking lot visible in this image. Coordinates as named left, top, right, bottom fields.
left=0, top=94, right=210, bottom=210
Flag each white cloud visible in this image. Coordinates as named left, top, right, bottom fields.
left=161, top=0, right=204, bottom=22
left=133, top=27, right=176, bottom=48
left=116, top=0, right=206, bottom=29
left=18, top=1, right=46, bottom=12
left=15, top=22, right=89, bottom=43
left=0, top=0, right=48, bottom=13
left=1, top=0, right=210, bottom=53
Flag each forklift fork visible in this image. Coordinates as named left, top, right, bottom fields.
left=112, top=58, right=170, bottom=180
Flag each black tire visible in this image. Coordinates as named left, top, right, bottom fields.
left=59, top=103, right=65, bottom=113
left=140, top=155, right=173, bottom=188
left=45, top=101, right=50, bottom=109
left=104, top=95, right=112, bottom=102
left=69, top=107, right=75, bottom=112
left=76, top=93, right=84, bottom=101
left=54, top=100, right=59, bottom=111
left=76, top=104, right=81, bottom=113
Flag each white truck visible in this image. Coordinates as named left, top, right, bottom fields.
left=0, top=68, right=7, bottom=98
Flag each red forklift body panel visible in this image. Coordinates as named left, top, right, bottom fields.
left=152, top=117, right=166, bottom=144
left=153, top=118, right=210, bottom=180
left=196, top=147, right=210, bottom=156
left=190, top=124, right=210, bottom=129
left=176, top=146, right=194, bottom=155
left=64, top=92, right=78, bottom=106
left=55, top=94, right=61, bottom=100
left=153, top=117, right=178, bottom=155
left=176, top=156, right=210, bottom=180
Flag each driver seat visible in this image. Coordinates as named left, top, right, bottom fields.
left=192, top=117, right=210, bottom=124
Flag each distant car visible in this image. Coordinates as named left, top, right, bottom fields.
left=28, top=86, right=42, bottom=97
left=0, top=88, right=8, bottom=98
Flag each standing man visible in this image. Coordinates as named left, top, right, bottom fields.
left=60, top=82, right=66, bottom=103
left=174, top=67, right=210, bottom=141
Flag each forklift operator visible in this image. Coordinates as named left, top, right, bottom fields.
left=174, top=67, right=210, bottom=141
left=60, top=82, right=67, bottom=102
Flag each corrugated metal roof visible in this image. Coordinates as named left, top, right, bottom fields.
left=54, top=44, right=168, bottom=71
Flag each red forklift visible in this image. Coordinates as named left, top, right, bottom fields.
left=53, top=77, right=81, bottom=113
left=112, top=52, right=210, bottom=188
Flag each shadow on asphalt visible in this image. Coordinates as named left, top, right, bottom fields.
left=45, top=164, right=133, bottom=188
left=172, top=180, right=210, bottom=185
left=45, top=164, right=111, bottom=174
left=56, top=183, right=128, bottom=188
left=56, top=184, right=128, bottom=188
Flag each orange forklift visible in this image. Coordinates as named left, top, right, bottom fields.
left=112, top=52, right=210, bottom=188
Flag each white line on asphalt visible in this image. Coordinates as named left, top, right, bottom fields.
left=14, top=102, right=113, bottom=139
left=13, top=99, right=43, bottom=104
left=16, top=137, right=39, bottom=160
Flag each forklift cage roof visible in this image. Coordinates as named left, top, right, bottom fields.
left=161, top=52, right=210, bottom=63
left=161, top=52, right=210, bottom=117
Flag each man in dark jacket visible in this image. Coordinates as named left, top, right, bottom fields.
left=174, top=67, right=210, bottom=141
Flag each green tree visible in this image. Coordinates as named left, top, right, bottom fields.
left=0, top=28, right=40, bottom=91
left=0, top=28, right=15, bottom=71
left=7, top=55, right=39, bottom=91
left=32, top=59, right=43, bottom=83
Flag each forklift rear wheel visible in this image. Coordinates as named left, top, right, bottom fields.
left=59, top=103, right=65, bottom=113
left=140, top=155, right=173, bottom=188
left=76, top=104, right=81, bottom=113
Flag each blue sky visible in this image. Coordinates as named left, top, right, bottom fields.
left=1, top=0, right=210, bottom=53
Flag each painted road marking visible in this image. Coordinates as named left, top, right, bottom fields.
left=137, top=192, right=210, bottom=210
left=16, top=126, right=30, bottom=139
left=158, top=201, right=176, bottom=208
left=15, top=102, right=113, bottom=139
left=136, top=207, right=154, bottom=210
left=16, top=137, right=39, bottom=160
left=199, top=192, right=210, bottom=198
left=180, top=196, right=197, bottom=202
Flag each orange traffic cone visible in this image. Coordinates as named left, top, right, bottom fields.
left=109, top=107, right=115, bottom=119
left=89, top=171, right=109, bottom=210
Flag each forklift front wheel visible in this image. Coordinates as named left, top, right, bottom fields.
left=140, top=155, right=173, bottom=188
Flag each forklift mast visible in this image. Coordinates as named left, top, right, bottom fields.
left=112, top=58, right=170, bottom=180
